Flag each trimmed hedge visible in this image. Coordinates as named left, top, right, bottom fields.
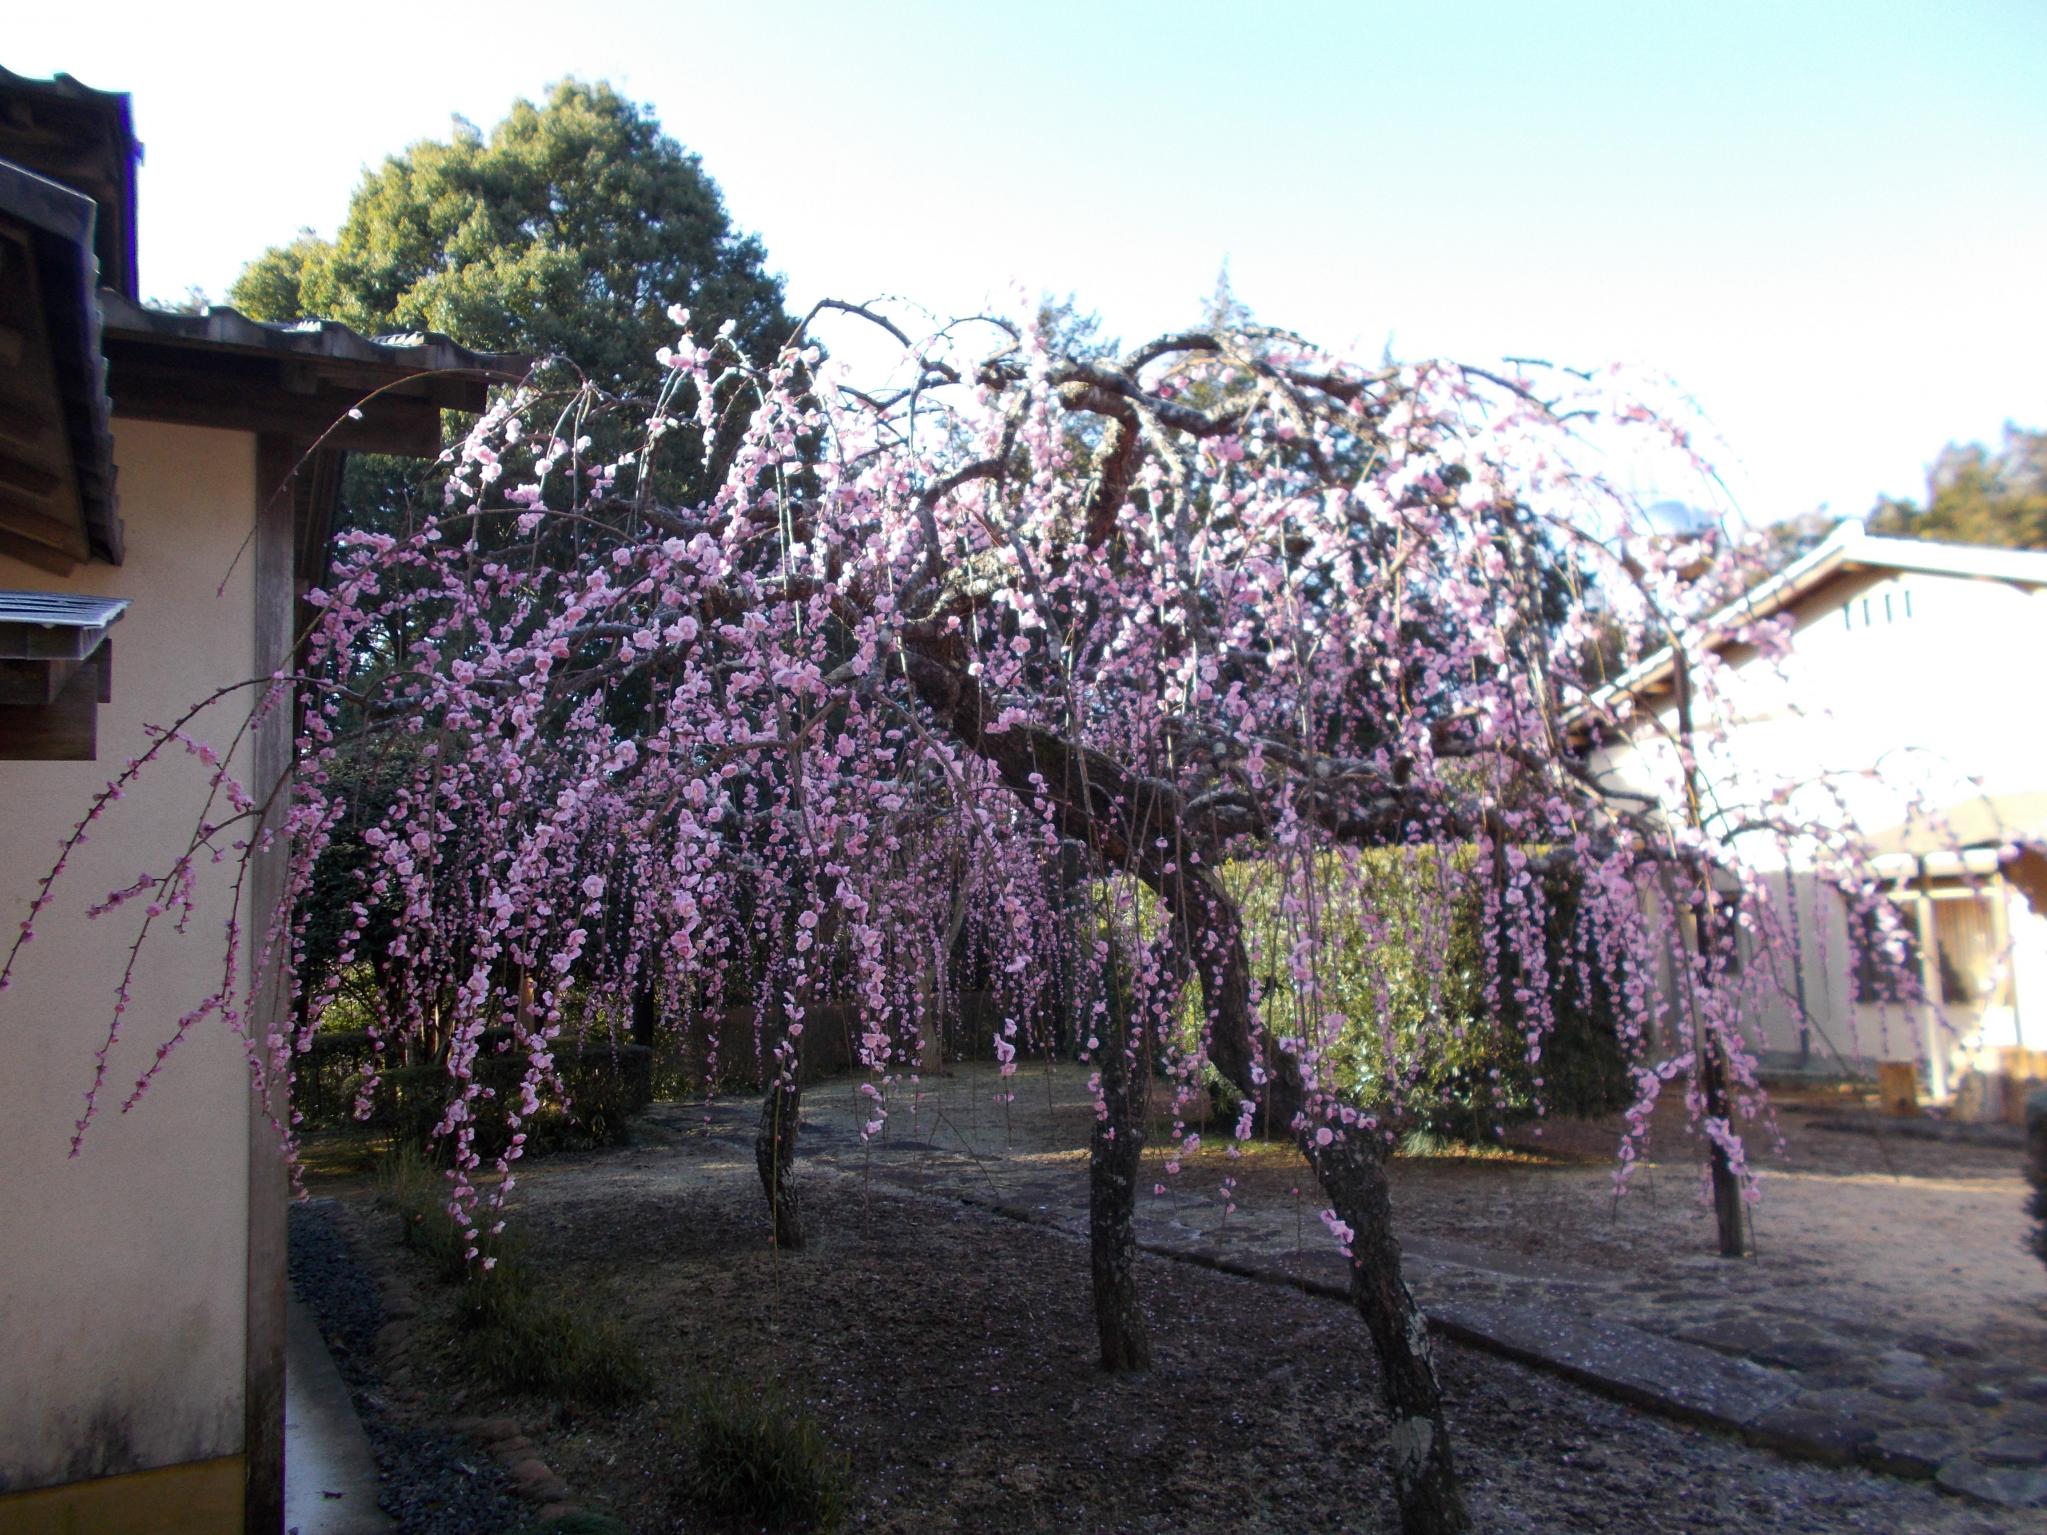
left=1198, top=851, right=1634, bottom=1138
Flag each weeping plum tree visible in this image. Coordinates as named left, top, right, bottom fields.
left=5, top=298, right=1923, bottom=1535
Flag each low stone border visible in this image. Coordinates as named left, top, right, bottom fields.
left=350, top=1209, right=592, bottom=1525
left=290, top=1199, right=579, bottom=1532
left=444, top=1415, right=577, bottom=1518
left=1802, top=1108, right=2025, bottom=1147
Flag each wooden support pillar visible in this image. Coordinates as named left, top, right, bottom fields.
left=243, top=435, right=300, bottom=1535
left=1911, top=877, right=1948, bottom=1102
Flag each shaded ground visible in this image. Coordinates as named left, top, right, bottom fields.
left=298, top=1065, right=2047, bottom=1531
left=780, top=1065, right=2047, bottom=1498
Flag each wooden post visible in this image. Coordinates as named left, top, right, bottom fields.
left=1992, top=873, right=2024, bottom=1051
left=243, top=435, right=301, bottom=1535
left=1876, top=1060, right=1919, bottom=1117
left=1912, top=877, right=1948, bottom=1101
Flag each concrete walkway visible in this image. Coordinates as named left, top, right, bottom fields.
left=640, top=1061, right=2047, bottom=1511
left=285, top=1293, right=388, bottom=1535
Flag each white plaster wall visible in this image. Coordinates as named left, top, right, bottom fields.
left=0, top=421, right=258, bottom=1491
left=1600, top=569, right=2047, bottom=853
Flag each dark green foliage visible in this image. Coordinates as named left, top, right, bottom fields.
left=230, top=78, right=789, bottom=392
left=379, top=1141, right=472, bottom=1282
left=299, top=1031, right=653, bottom=1159
left=1868, top=424, right=2047, bottom=551
left=232, top=76, right=797, bottom=653
left=678, top=1382, right=851, bottom=1533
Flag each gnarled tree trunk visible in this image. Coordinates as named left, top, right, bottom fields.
left=1302, top=1126, right=1468, bottom=1535
left=1087, top=923, right=1189, bottom=1371
left=901, top=649, right=1468, bottom=1530
left=1090, top=1011, right=1151, bottom=1370
left=1167, top=866, right=1470, bottom=1535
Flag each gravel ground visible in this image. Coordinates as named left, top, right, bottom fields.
left=289, top=1201, right=531, bottom=1535
left=369, top=1132, right=2035, bottom=1535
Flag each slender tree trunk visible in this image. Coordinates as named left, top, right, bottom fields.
left=631, top=982, right=658, bottom=1051
left=1673, top=653, right=1749, bottom=1259
left=1090, top=1005, right=1151, bottom=1370
left=755, top=1072, right=804, bottom=1250
left=1699, top=1044, right=1747, bottom=1258
left=1167, top=867, right=1470, bottom=1535
left=753, top=881, right=836, bottom=1253
left=1686, top=883, right=1749, bottom=1259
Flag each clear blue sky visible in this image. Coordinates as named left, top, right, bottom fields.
left=11, top=0, right=2044, bottom=523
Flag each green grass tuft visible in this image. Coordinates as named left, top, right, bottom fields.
left=457, top=1261, right=648, bottom=1408
left=375, top=1143, right=645, bottom=1407
left=678, top=1381, right=851, bottom=1532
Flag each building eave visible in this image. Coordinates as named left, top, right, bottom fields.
left=0, top=67, right=138, bottom=303
left=98, top=290, right=527, bottom=456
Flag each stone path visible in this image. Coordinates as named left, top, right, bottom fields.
left=638, top=1062, right=2047, bottom=1512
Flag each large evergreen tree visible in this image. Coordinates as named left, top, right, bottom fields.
left=231, top=78, right=789, bottom=391
left=232, top=81, right=793, bottom=1018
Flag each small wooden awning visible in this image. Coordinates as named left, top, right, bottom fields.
left=0, top=588, right=128, bottom=759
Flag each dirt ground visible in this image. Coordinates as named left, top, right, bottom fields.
left=310, top=1072, right=2047, bottom=1534
left=1270, top=1098, right=2034, bottom=1354
left=793, top=1065, right=2046, bottom=1363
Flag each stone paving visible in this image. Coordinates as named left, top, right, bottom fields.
left=642, top=1061, right=2047, bottom=1511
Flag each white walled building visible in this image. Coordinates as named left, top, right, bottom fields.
left=0, top=69, right=508, bottom=1534
left=1586, top=521, right=2047, bottom=1094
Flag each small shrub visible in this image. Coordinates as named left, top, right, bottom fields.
left=376, top=1145, right=644, bottom=1406
left=1202, top=1062, right=1246, bottom=1126
left=296, top=1028, right=653, bottom=1160
left=1397, top=1127, right=1456, bottom=1159
left=1164, top=851, right=1635, bottom=1141
left=377, top=1141, right=469, bottom=1281
left=679, top=1382, right=850, bottom=1532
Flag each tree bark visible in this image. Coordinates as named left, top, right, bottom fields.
left=631, top=981, right=658, bottom=1051
left=1303, top=1128, right=1469, bottom=1535
left=1699, top=1044, right=1748, bottom=1258
left=754, top=890, right=832, bottom=1253
left=1672, top=652, right=1749, bottom=1260
left=1686, top=885, right=1750, bottom=1259
left=755, top=1072, right=804, bottom=1250
left=1090, top=1006, right=1151, bottom=1371
left=1166, top=866, right=1470, bottom=1535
